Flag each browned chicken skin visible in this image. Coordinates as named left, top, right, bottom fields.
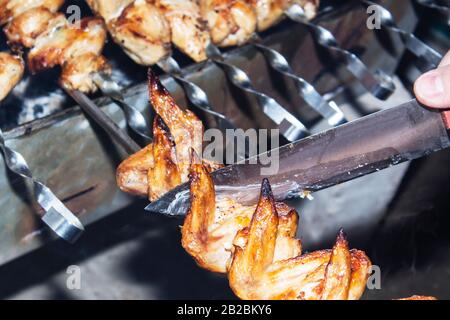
left=181, top=158, right=372, bottom=299
left=182, top=151, right=301, bottom=273
left=1, top=0, right=110, bottom=93
left=251, top=0, right=319, bottom=31
left=397, top=296, right=438, bottom=300
left=96, top=0, right=173, bottom=66
left=156, top=0, right=211, bottom=62
left=199, top=0, right=257, bottom=47
left=87, top=0, right=211, bottom=63
left=116, top=70, right=221, bottom=200
left=0, top=52, right=24, bottom=101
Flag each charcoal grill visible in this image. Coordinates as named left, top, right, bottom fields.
left=0, top=0, right=449, bottom=299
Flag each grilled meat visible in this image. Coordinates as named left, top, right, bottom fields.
left=181, top=160, right=371, bottom=299
left=199, top=0, right=257, bottom=47
left=1, top=1, right=110, bottom=93
left=397, top=296, right=438, bottom=300
left=156, top=0, right=210, bottom=62
left=116, top=70, right=222, bottom=199
left=251, top=0, right=319, bottom=31
left=87, top=0, right=172, bottom=65
left=0, top=52, right=24, bottom=101
left=0, top=0, right=64, bottom=25
left=182, top=151, right=301, bottom=273
left=227, top=182, right=371, bottom=300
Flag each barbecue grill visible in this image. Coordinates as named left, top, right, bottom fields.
left=0, top=0, right=449, bottom=300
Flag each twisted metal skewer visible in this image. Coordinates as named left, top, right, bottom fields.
left=361, top=0, right=442, bottom=72
left=92, top=72, right=152, bottom=143
left=285, top=4, right=396, bottom=100
left=156, top=57, right=238, bottom=131
left=206, top=44, right=310, bottom=142
left=66, top=89, right=141, bottom=155
left=416, top=0, right=450, bottom=25
left=0, top=128, right=84, bottom=243
left=250, top=36, right=347, bottom=127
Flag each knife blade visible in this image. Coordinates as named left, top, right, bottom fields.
left=145, top=99, right=450, bottom=216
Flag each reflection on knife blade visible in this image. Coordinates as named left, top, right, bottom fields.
left=145, top=99, right=450, bottom=216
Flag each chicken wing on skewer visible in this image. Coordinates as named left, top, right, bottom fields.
left=199, top=0, right=257, bottom=47
left=0, top=52, right=24, bottom=101
left=397, top=296, right=437, bottom=300
left=182, top=150, right=302, bottom=273
left=228, top=181, right=372, bottom=300
left=181, top=159, right=371, bottom=299
left=86, top=0, right=172, bottom=65
left=251, top=0, right=319, bottom=31
left=116, top=70, right=222, bottom=199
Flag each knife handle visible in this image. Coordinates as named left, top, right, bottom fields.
left=442, top=110, right=450, bottom=129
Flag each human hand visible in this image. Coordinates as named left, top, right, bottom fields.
left=414, top=50, right=450, bottom=109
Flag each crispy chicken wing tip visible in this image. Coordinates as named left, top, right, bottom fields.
left=336, top=228, right=347, bottom=243
left=260, top=178, right=274, bottom=200
left=148, top=67, right=168, bottom=96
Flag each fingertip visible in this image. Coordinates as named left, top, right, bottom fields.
left=414, top=71, right=447, bottom=109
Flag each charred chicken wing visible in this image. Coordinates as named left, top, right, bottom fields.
left=116, top=70, right=221, bottom=200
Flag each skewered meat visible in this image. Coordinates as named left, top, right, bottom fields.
left=87, top=0, right=210, bottom=63
left=1, top=1, right=110, bottom=92
left=155, top=0, right=210, bottom=62
left=181, top=157, right=372, bottom=299
left=251, top=0, right=319, bottom=31
left=0, top=0, right=64, bottom=25
left=28, top=17, right=110, bottom=92
left=182, top=150, right=301, bottom=273
left=116, top=70, right=222, bottom=199
left=397, top=296, right=437, bottom=300
left=0, top=52, right=24, bottom=101
left=199, top=0, right=257, bottom=47
left=86, top=0, right=172, bottom=65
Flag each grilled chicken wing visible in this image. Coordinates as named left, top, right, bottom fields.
left=228, top=181, right=371, bottom=300
left=116, top=70, right=221, bottom=199
left=251, top=0, right=319, bottom=31
left=0, top=52, right=24, bottom=101
left=182, top=151, right=301, bottom=273
left=181, top=160, right=371, bottom=299
left=199, top=0, right=257, bottom=47
left=156, top=0, right=210, bottom=62
left=397, top=296, right=437, bottom=300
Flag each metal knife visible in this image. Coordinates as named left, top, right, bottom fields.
left=145, top=99, right=450, bottom=216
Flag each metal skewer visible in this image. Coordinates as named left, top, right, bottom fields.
left=250, top=35, right=347, bottom=127
left=361, top=0, right=443, bottom=72
left=416, top=0, right=450, bottom=25
left=92, top=72, right=152, bottom=143
left=65, top=89, right=141, bottom=155
left=0, top=128, right=84, bottom=242
left=285, top=4, right=396, bottom=100
left=205, top=44, right=310, bottom=142
left=156, top=57, right=238, bottom=131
